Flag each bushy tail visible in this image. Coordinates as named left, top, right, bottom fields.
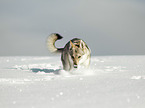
left=47, top=33, right=63, bottom=53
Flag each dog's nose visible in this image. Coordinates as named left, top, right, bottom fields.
left=74, top=65, right=77, bottom=68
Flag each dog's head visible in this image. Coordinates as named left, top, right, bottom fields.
left=69, top=40, right=86, bottom=68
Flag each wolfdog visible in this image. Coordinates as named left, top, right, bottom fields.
left=47, top=33, right=91, bottom=71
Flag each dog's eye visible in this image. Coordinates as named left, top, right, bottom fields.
left=72, top=56, right=74, bottom=59
left=78, top=56, right=81, bottom=58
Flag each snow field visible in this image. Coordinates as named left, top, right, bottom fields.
left=0, top=56, right=145, bottom=108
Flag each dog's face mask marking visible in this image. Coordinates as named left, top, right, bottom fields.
left=69, top=40, right=85, bottom=68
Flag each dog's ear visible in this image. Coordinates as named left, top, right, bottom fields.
left=80, top=40, right=85, bottom=49
left=70, top=40, right=75, bottom=48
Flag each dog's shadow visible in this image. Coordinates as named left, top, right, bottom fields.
left=30, top=68, right=61, bottom=75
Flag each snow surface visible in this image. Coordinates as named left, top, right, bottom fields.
left=0, top=56, right=145, bottom=108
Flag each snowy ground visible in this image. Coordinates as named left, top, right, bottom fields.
left=0, top=56, right=145, bottom=108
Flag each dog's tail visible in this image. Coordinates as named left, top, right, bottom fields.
left=47, top=33, right=64, bottom=53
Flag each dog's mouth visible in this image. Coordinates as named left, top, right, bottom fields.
left=74, top=65, right=77, bottom=68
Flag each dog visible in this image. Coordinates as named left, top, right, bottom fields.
left=47, top=33, right=91, bottom=71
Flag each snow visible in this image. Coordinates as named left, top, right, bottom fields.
left=0, top=56, right=145, bottom=108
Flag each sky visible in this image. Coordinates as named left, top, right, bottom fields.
left=0, top=0, right=145, bottom=56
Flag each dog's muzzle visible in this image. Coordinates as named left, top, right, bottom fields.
left=74, top=65, right=77, bottom=68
